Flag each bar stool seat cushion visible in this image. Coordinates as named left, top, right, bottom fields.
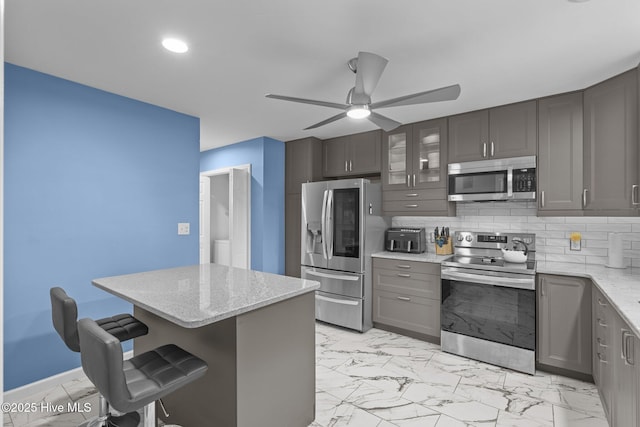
left=96, top=314, right=149, bottom=343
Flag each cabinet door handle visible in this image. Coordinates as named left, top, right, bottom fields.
left=597, top=298, right=608, bottom=307
left=622, top=330, right=635, bottom=365
left=541, top=190, right=545, bottom=208
left=597, top=352, right=608, bottom=364
left=540, top=278, right=545, bottom=296
left=597, top=337, right=608, bottom=348
left=407, top=174, right=411, bottom=188
left=582, top=189, right=588, bottom=208
left=413, top=174, right=416, bottom=187
left=633, top=185, right=639, bottom=206
left=397, top=273, right=411, bottom=278
left=405, top=193, right=418, bottom=197
left=598, top=318, right=608, bottom=328
left=349, top=160, right=353, bottom=172
left=404, top=204, right=418, bottom=208
left=396, top=264, right=412, bottom=269
left=483, top=142, right=487, bottom=158
left=490, top=141, right=495, bottom=157
left=396, top=296, right=411, bottom=301
left=344, top=160, right=348, bottom=172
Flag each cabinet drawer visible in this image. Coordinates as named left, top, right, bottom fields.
left=373, top=290, right=440, bottom=337
left=383, top=188, right=447, bottom=201
left=373, top=258, right=440, bottom=275
left=373, top=268, right=440, bottom=300
left=383, top=199, right=451, bottom=215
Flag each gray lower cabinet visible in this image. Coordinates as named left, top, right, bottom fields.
left=592, top=286, right=614, bottom=421
left=537, top=274, right=591, bottom=375
left=372, top=258, right=441, bottom=338
left=323, top=130, right=381, bottom=177
left=537, top=92, right=584, bottom=215
left=285, top=138, right=322, bottom=277
left=593, top=284, right=640, bottom=426
left=583, top=68, right=639, bottom=215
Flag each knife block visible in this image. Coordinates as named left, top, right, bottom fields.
left=435, top=238, right=453, bottom=255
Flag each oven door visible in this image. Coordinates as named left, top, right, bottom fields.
left=440, top=266, right=536, bottom=351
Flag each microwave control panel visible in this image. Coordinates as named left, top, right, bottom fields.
left=513, top=168, right=536, bottom=193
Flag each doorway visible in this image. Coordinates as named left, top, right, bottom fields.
left=199, top=164, right=251, bottom=268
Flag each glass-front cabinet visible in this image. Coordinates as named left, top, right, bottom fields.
left=382, top=118, right=447, bottom=190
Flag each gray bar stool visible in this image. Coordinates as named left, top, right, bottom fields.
left=50, top=287, right=149, bottom=426
left=78, top=318, right=208, bottom=427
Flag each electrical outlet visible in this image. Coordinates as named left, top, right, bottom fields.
left=178, top=222, right=190, bottom=235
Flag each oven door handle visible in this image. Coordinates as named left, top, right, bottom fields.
left=441, top=270, right=535, bottom=290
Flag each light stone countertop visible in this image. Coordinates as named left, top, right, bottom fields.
left=92, top=264, right=320, bottom=328
left=373, top=251, right=640, bottom=339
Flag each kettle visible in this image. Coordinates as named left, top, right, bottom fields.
left=501, top=248, right=527, bottom=263
left=501, top=238, right=528, bottom=263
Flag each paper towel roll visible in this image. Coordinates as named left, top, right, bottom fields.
left=606, top=232, right=626, bottom=269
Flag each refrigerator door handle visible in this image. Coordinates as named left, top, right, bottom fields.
left=327, top=189, right=334, bottom=260
left=321, top=189, right=329, bottom=260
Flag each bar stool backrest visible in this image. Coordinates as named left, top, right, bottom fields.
left=50, top=287, right=80, bottom=352
left=77, top=318, right=131, bottom=411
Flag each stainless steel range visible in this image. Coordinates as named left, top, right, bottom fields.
left=440, top=231, right=536, bottom=374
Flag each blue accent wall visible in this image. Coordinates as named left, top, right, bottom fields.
left=200, top=137, right=284, bottom=274
left=4, top=64, right=201, bottom=390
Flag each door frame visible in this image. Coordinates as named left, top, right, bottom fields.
left=199, top=164, right=251, bottom=268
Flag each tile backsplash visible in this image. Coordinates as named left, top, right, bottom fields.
left=393, top=201, right=640, bottom=267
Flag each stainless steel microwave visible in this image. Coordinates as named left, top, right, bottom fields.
left=448, top=156, right=536, bottom=202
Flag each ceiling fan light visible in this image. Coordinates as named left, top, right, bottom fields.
left=347, top=105, right=371, bottom=119
left=162, top=38, right=189, bottom=53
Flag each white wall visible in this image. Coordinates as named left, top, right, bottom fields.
left=394, top=201, right=640, bottom=267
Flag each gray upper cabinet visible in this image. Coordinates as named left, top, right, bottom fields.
left=537, top=92, right=584, bottom=214
left=583, top=68, right=638, bottom=215
left=286, top=137, right=322, bottom=194
left=448, top=110, right=489, bottom=163
left=323, top=130, right=381, bottom=177
left=489, top=101, right=537, bottom=159
left=448, top=101, right=537, bottom=163
left=537, top=274, right=591, bottom=375
left=285, top=138, right=322, bottom=277
left=381, top=119, right=454, bottom=216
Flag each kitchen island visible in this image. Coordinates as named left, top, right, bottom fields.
left=92, top=263, right=320, bottom=427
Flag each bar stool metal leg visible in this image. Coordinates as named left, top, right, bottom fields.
left=142, top=402, right=156, bottom=427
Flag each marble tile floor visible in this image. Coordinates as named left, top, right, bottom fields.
left=3, top=322, right=607, bottom=426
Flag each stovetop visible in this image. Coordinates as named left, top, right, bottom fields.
left=441, top=231, right=537, bottom=275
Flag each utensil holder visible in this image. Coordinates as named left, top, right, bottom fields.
left=435, top=238, right=453, bottom=255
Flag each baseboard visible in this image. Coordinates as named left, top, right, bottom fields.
left=4, top=350, right=133, bottom=403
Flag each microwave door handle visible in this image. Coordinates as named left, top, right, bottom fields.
left=507, top=167, right=513, bottom=198
left=321, top=190, right=329, bottom=260
left=327, top=189, right=334, bottom=260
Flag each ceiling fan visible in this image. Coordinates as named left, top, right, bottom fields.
left=265, top=51, right=461, bottom=132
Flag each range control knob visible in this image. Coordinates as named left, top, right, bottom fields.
left=457, top=234, right=464, bottom=241
left=465, top=235, right=473, bottom=242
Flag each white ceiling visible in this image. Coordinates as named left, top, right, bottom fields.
left=6, top=0, right=640, bottom=152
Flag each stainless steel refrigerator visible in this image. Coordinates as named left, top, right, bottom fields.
left=300, top=178, right=389, bottom=332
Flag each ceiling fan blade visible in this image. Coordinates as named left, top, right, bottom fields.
left=367, top=112, right=402, bottom=132
left=354, top=52, right=388, bottom=99
left=370, top=84, right=461, bottom=109
left=304, top=112, right=348, bottom=130
left=266, top=94, right=347, bottom=110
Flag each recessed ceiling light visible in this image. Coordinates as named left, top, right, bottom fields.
left=162, top=38, right=189, bottom=53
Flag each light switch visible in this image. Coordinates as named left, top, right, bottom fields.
left=178, top=222, right=190, bottom=235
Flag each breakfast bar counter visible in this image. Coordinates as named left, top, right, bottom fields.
left=93, top=263, right=320, bottom=427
